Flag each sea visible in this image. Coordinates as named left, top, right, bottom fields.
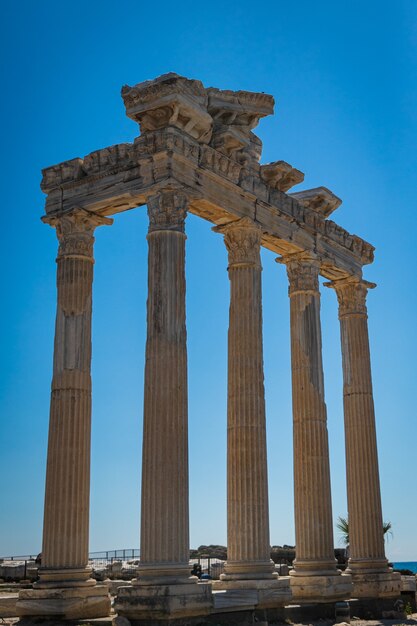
left=393, top=561, right=417, bottom=573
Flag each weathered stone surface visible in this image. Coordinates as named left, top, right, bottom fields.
left=213, top=218, right=276, bottom=583
left=290, top=573, right=352, bottom=602
left=122, top=73, right=213, bottom=143
left=207, top=87, right=273, bottom=165
left=212, top=588, right=257, bottom=610
left=136, top=190, right=191, bottom=586
left=401, top=575, right=416, bottom=591
left=279, top=251, right=352, bottom=599
left=16, top=584, right=110, bottom=619
left=212, top=576, right=292, bottom=612
left=213, top=577, right=292, bottom=609
left=260, top=160, right=304, bottom=191
left=349, top=571, right=402, bottom=599
left=18, top=208, right=112, bottom=618
left=326, top=276, right=401, bottom=598
left=281, top=253, right=338, bottom=576
left=290, top=186, right=342, bottom=217
left=115, top=582, right=212, bottom=620
left=39, top=209, right=112, bottom=579
left=33, top=73, right=393, bottom=618
left=39, top=74, right=375, bottom=280
left=0, top=593, right=18, bottom=617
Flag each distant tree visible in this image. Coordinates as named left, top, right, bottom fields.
left=336, top=516, right=393, bottom=546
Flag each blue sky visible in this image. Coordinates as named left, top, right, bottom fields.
left=1, top=1, right=416, bottom=562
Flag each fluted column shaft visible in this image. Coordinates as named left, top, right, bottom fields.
left=39, top=209, right=112, bottom=586
left=138, top=191, right=191, bottom=583
left=328, top=278, right=388, bottom=572
left=215, top=218, right=274, bottom=580
left=282, top=253, right=337, bottom=576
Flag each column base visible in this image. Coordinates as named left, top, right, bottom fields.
left=290, top=571, right=352, bottom=602
left=35, top=566, right=93, bottom=588
left=348, top=570, right=401, bottom=598
left=136, top=563, right=196, bottom=586
left=115, top=581, right=213, bottom=620
left=220, top=559, right=277, bottom=581
left=212, top=576, right=292, bottom=608
left=16, top=583, right=110, bottom=619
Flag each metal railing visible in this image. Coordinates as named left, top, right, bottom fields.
left=0, top=549, right=226, bottom=581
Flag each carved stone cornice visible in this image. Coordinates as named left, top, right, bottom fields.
left=207, top=88, right=274, bottom=129
left=207, top=87, right=273, bottom=165
left=260, top=160, right=304, bottom=192
left=122, top=73, right=213, bottom=144
left=324, top=277, right=376, bottom=318
left=290, top=187, right=342, bottom=218
left=213, top=217, right=262, bottom=269
left=147, top=191, right=188, bottom=233
left=277, top=252, right=320, bottom=297
left=39, top=75, right=377, bottom=278
left=42, top=209, right=113, bottom=260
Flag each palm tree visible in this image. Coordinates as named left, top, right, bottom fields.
left=336, top=516, right=393, bottom=546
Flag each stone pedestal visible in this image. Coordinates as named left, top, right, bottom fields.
left=16, top=209, right=112, bottom=619
left=16, top=584, right=110, bottom=620
left=279, top=253, right=351, bottom=601
left=115, top=583, right=212, bottom=620
left=115, top=191, right=211, bottom=620
left=212, top=577, right=292, bottom=609
left=212, top=217, right=291, bottom=605
left=326, top=277, right=401, bottom=599
left=290, top=574, right=353, bottom=602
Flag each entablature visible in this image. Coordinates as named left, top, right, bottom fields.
left=40, top=74, right=375, bottom=281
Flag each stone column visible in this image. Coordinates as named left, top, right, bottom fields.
left=279, top=252, right=351, bottom=601
left=325, top=277, right=400, bottom=598
left=17, top=208, right=112, bottom=619
left=215, top=218, right=275, bottom=580
left=210, top=218, right=291, bottom=608
left=139, top=190, right=190, bottom=583
left=116, top=190, right=212, bottom=620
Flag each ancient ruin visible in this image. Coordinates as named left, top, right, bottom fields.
left=16, top=73, right=401, bottom=621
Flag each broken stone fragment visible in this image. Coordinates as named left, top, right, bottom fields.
left=290, top=186, right=342, bottom=217
left=41, top=158, right=84, bottom=192
left=121, top=73, right=213, bottom=143
left=207, top=87, right=274, bottom=128
left=207, top=87, right=274, bottom=162
left=260, top=160, right=304, bottom=191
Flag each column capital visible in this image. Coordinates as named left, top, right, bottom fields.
left=213, top=217, right=262, bottom=269
left=147, top=190, right=188, bottom=234
left=42, top=208, right=113, bottom=260
left=277, top=251, right=320, bottom=296
left=324, top=276, right=376, bottom=318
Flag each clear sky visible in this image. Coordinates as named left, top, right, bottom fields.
left=1, top=1, right=416, bottom=562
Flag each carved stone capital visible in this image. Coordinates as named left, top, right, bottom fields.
left=42, top=209, right=113, bottom=260
left=147, top=191, right=188, bottom=233
left=324, top=277, right=376, bottom=318
left=277, top=252, right=320, bottom=296
left=213, top=217, right=262, bottom=268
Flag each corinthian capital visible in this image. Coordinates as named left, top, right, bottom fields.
left=324, top=276, right=376, bottom=318
left=277, top=252, right=320, bottom=296
left=42, top=208, right=113, bottom=260
left=213, top=217, right=262, bottom=268
left=147, top=191, right=188, bottom=233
